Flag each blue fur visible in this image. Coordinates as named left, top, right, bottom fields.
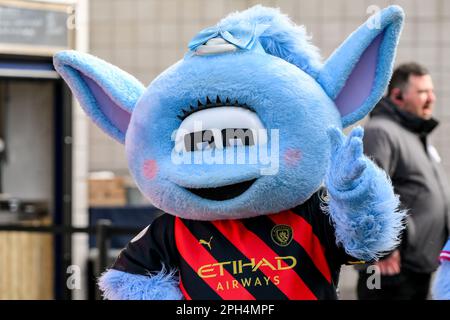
left=325, top=127, right=406, bottom=261
left=433, top=261, right=450, bottom=300
left=127, top=53, right=339, bottom=220
left=317, top=5, right=404, bottom=127
left=98, top=269, right=183, bottom=300
left=53, top=51, right=145, bottom=143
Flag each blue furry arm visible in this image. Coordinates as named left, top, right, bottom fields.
left=432, top=239, right=450, bottom=300
left=325, top=126, right=406, bottom=261
left=98, top=269, right=183, bottom=300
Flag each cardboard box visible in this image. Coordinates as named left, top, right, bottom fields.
left=88, top=177, right=126, bottom=207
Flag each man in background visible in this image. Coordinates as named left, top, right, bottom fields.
left=357, top=63, right=450, bottom=300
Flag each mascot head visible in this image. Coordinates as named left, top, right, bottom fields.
left=54, top=5, right=404, bottom=220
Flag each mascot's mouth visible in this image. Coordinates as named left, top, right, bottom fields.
left=185, top=179, right=257, bottom=201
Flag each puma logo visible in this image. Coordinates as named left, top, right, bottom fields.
left=199, top=236, right=213, bottom=250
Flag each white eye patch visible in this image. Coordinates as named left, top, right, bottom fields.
left=195, top=38, right=237, bottom=55
left=174, top=107, right=267, bottom=153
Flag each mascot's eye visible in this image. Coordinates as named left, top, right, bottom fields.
left=174, top=106, right=267, bottom=153
left=184, top=129, right=255, bottom=152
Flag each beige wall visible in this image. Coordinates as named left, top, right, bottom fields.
left=87, top=0, right=450, bottom=299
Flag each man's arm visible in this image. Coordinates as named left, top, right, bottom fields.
left=432, top=239, right=450, bottom=300
left=362, top=125, right=398, bottom=176
left=362, top=126, right=403, bottom=273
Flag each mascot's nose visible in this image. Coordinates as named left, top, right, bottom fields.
left=195, top=38, right=237, bottom=55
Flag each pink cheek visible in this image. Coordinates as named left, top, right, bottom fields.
left=284, top=149, right=302, bottom=167
left=142, top=160, right=158, bottom=180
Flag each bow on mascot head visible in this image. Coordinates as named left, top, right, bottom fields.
left=54, top=5, right=406, bottom=300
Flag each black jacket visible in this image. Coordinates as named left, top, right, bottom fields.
left=363, top=98, right=450, bottom=273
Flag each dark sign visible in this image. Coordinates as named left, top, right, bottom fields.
left=0, top=3, right=71, bottom=52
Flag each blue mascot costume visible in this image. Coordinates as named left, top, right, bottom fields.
left=54, top=5, right=405, bottom=300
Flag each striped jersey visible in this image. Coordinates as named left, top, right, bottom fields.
left=111, top=189, right=361, bottom=300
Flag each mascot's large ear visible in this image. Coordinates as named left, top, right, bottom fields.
left=53, top=50, right=145, bottom=143
left=317, top=6, right=404, bottom=128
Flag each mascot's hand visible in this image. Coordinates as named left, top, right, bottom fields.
left=326, top=126, right=367, bottom=191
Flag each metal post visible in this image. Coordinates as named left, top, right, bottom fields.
left=95, top=219, right=112, bottom=300
left=54, top=80, right=73, bottom=300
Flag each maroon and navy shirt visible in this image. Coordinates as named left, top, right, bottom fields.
left=111, top=190, right=361, bottom=300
